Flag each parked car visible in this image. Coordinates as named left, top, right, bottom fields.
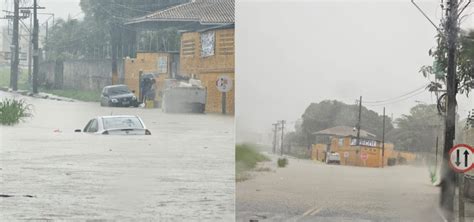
left=326, top=152, right=341, bottom=164
left=100, top=84, right=139, bottom=107
left=75, top=115, right=151, bottom=135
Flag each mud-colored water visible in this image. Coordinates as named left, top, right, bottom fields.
left=0, top=92, right=234, bottom=221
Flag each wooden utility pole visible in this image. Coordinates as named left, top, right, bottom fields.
left=356, top=96, right=363, bottom=163
left=356, top=96, right=362, bottom=146
left=436, top=136, right=439, bottom=170
left=28, top=14, right=32, bottom=85
left=111, top=25, right=120, bottom=85
left=280, top=120, right=285, bottom=156
left=272, top=122, right=279, bottom=154
left=32, top=0, right=39, bottom=94
left=10, top=0, right=19, bottom=91
left=382, top=107, right=386, bottom=168
left=440, top=0, right=459, bottom=220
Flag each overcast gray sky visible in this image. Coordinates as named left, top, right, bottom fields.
left=0, top=0, right=82, bottom=26
left=236, top=0, right=474, bottom=134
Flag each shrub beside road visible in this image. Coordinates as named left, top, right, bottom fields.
left=236, top=144, right=270, bottom=181
left=0, top=98, right=32, bottom=125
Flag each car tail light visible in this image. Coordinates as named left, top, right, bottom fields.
left=102, top=131, right=109, bottom=135
left=145, top=129, right=151, bottom=135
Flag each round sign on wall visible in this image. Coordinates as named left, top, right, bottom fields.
left=360, top=152, right=368, bottom=161
left=216, top=75, right=233, bottom=93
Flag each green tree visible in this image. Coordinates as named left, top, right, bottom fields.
left=386, top=104, right=443, bottom=152
left=420, top=29, right=474, bottom=95
left=44, top=0, right=187, bottom=61
left=300, top=100, right=393, bottom=141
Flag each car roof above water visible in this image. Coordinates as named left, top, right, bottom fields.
left=97, top=115, right=140, bottom=119
left=104, top=84, right=128, bottom=89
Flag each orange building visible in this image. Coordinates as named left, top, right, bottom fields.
left=123, top=52, right=179, bottom=104
left=179, top=26, right=234, bottom=114
left=125, top=0, right=234, bottom=114
left=311, top=126, right=417, bottom=168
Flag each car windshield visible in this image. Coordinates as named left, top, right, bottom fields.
left=102, top=117, right=143, bottom=129
left=108, top=86, right=130, bottom=95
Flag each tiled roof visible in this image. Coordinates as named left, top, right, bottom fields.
left=313, top=126, right=377, bottom=139
left=128, top=0, right=234, bottom=25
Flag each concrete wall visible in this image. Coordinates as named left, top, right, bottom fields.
left=40, top=59, right=124, bottom=91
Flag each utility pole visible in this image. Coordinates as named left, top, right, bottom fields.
left=272, top=122, right=279, bottom=154
left=32, top=0, right=39, bottom=94
left=356, top=96, right=363, bottom=166
left=28, top=13, right=32, bottom=85
left=280, top=120, right=286, bottom=156
left=439, top=0, right=458, bottom=220
left=356, top=96, right=362, bottom=146
left=382, top=107, right=386, bottom=168
left=10, top=0, right=19, bottom=91
left=436, top=136, right=439, bottom=169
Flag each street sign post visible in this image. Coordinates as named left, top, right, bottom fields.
left=344, top=152, right=349, bottom=165
left=216, top=75, right=232, bottom=114
left=360, top=152, right=368, bottom=166
left=448, top=144, right=474, bottom=173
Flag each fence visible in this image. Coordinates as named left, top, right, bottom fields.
left=39, top=59, right=124, bottom=91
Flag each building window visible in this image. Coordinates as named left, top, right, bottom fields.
left=181, top=39, right=195, bottom=57
left=218, top=32, right=234, bottom=55
left=338, top=138, right=344, bottom=147
left=157, top=56, right=167, bottom=74
left=200, top=31, right=215, bottom=57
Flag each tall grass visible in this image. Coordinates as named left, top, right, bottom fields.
left=236, top=144, right=270, bottom=181
left=277, top=158, right=288, bottom=168
left=0, top=98, right=32, bottom=125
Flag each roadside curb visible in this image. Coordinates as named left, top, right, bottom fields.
left=0, top=87, right=76, bottom=102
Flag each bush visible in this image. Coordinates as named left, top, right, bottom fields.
left=236, top=144, right=270, bottom=172
left=277, top=158, right=288, bottom=168
left=0, top=98, right=32, bottom=125
left=387, top=158, right=397, bottom=166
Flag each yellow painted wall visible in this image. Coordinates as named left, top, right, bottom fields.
left=311, top=136, right=407, bottom=168
left=311, top=144, right=327, bottom=161
left=197, top=72, right=234, bottom=114
left=123, top=52, right=172, bottom=102
left=179, top=28, right=235, bottom=115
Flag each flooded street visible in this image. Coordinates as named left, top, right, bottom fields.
left=237, top=154, right=442, bottom=222
left=0, top=91, right=234, bottom=221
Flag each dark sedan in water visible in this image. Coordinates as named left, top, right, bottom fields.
left=100, top=85, right=139, bottom=107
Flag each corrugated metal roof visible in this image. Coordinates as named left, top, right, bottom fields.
left=127, top=0, right=234, bottom=25
left=313, top=126, right=377, bottom=139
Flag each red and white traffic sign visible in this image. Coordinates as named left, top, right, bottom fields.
left=448, top=144, right=474, bottom=173
left=360, top=152, right=368, bottom=161
left=216, top=75, right=233, bottom=93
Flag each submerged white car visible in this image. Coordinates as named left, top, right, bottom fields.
left=75, top=115, right=151, bottom=135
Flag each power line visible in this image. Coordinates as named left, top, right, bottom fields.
left=365, top=89, right=427, bottom=107
left=363, top=84, right=429, bottom=104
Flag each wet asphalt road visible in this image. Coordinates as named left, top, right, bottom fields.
left=0, top=91, right=234, bottom=221
left=237, top=153, right=444, bottom=222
